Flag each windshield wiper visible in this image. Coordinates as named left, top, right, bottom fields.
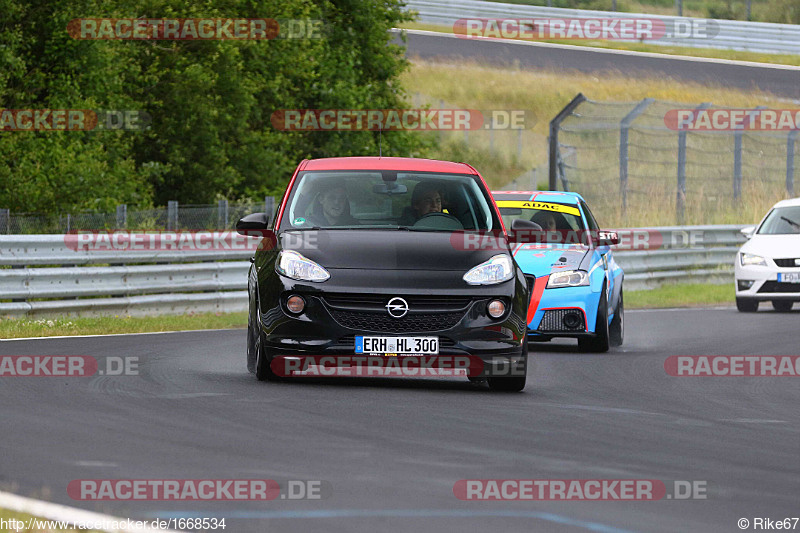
left=780, top=216, right=800, bottom=229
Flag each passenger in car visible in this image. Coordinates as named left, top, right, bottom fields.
left=308, top=183, right=358, bottom=226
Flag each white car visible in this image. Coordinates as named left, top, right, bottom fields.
left=735, top=197, right=800, bottom=312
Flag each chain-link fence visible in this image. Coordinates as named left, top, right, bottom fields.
left=0, top=198, right=275, bottom=234
left=544, top=95, right=799, bottom=227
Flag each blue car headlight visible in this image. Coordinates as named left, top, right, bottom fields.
left=547, top=269, right=590, bottom=288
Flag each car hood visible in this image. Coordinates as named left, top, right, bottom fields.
left=280, top=230, right=510, bottom=271
left=740, top=234, right=800, bottom=259
left=512, top=244, right=590, bottom=278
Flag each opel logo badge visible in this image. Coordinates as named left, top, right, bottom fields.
left=386, top=297, right=409, bottom=318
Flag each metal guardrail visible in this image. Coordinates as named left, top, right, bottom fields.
left=0, top=226, right=746, bottom=317
left=405, top=0, right=800, bottom=55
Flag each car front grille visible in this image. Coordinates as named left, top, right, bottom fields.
left=758, top=281, right=800, bottom=293
left=774, top=258, right=800, bottom=267
left=322, top=294, right=472, bottom=313
left=328, top=309, right=465, bottom=333
left=538, top=308, right=586, bottom=332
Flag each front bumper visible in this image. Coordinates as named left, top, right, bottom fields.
left=258, top=282, right=528, bottom=367
left=527, top=285, right=602, bottom=339
left=735, top=261, right=800, bottom=301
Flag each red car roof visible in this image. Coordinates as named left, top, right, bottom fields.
left=303, top=157, right=477, bottom=174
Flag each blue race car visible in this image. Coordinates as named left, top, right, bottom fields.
left=493, top=191, right=624, bottom=352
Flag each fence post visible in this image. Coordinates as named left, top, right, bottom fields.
left=0, top=208, right=8, bottom=234
left=549, top=93, right=586, bottom=190
left=734, top=107, right=766, bottom=201
left=116, top=204, right=127, bottom=229
left=265, top=196, right=275, bottom=220
left=167, top=201, right=178, bottom=231
left=217, top=199, right=229, bottom=229
left=788, top=129, right=798, bottom=197
left=619, top=98, right=653, bottom=216
left=677, top=102, right=712, bottom=224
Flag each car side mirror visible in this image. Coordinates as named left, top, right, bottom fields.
left=597, top=231, right=620, bottom=246
left=740, top=226, right=756, bottom=239
left=236, top=212, right=270, bottom=236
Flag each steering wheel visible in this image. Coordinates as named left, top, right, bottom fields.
left=413, top=211, right=464, bottom=230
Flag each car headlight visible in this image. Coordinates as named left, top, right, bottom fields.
left=463, top=254, right=514, bottom=285
left=276, top=250, right=330, bottom=282
left=547, top=270, right=590, bottom=288
left=740, top=253, right=767, bottom=267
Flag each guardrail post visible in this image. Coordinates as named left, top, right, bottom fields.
left=0, top=209, right=8, bottom=234
left=265, top=196, right=275, bottom=220
left=217, top=199, right=229, bottom=229
left=677, top=102, right=712, bottom=224
left=619, top=98, right=653, bottom=216
left=116, top=204, right=127, bottom=229
left=167, top=201, right=178, bottom=231
left=788, top=129, right=798, bottom=197
left=549, top=93, right=586, bottom=190
left=734, top=107, right=765, bottom=202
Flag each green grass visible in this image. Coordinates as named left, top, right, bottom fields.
left=0, top=312, right=247, bottom=339
left=399, top=22, right=800, bottom=66
left=626, top=282, right=734, bottom=308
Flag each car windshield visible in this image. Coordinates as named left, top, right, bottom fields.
left=282, top=171, right=498, bottom=232
left=757, top=206, right=800, bottom=235
left=498, top=201, right=585, bottom=242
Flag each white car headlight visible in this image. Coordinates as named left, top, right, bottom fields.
left=276, top=250, right=330, bottom=282
left=740, top=253, right=767, bottom=267
left=547, top=270, right=590, bottom=288
left=463, top=254, right=514, bottom=285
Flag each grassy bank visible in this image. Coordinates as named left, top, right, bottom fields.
left=0, top=312, right=247, bottom=339
left=626, top=282, right=734, bottom=308
left=398, top=22, right=800, bottom=66
left=400, top=58, right=799, bottom=227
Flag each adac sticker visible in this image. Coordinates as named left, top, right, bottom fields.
left=496, top=200, right=580, bottom=217
left=293, top=217, right=306, bottom=225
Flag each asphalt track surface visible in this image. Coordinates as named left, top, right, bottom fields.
left=398, top=30, right=800, bottom=100
left=2, top=307, right=799, bottom=532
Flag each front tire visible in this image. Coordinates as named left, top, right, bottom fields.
left=579, top=285, right=610, bottom=353
left=609, top=290, right=624, bottom=347
left=772, top=300, right=793, bottom=312
left=487, top=333, right=527, bottom=392
left=736, top=297, right=759, bottom=312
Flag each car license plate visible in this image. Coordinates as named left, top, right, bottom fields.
left=355, top=336, right=438, bottom=355
left=778, top=272, right=800, bottom=283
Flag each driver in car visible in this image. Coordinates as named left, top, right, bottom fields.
left=398, top=182, right=443, bottom=225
